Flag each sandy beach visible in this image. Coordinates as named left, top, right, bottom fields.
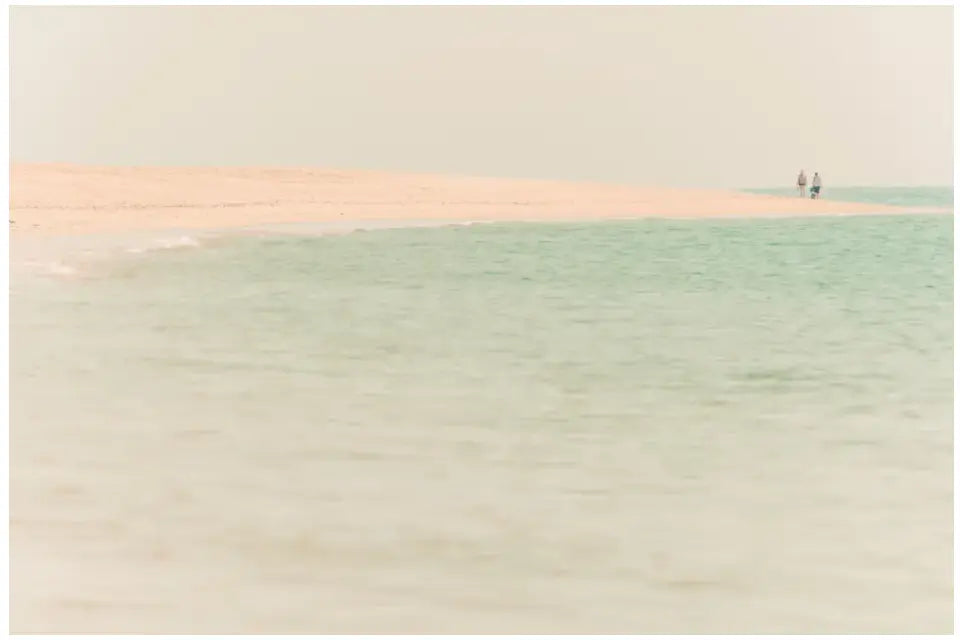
left=10, top=164, right=928, bottom=238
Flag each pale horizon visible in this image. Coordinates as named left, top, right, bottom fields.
left=10, top=6, right=954, bottom=189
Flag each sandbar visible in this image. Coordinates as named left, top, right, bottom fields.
left=10, top=164, right=937, bottom=238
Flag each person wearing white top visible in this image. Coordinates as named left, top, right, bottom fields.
left=797, top=170, right=807, bottom=197
left=811, top=172, right=822, bottom=199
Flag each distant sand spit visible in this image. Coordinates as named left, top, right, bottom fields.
left=10, top=164, right=938, bottom=237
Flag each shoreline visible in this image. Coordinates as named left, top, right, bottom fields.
left=10, top=164, right=947, bottom=238
left=11, top=210, right=948, bottom=279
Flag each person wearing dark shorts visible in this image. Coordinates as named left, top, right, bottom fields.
left=811, top=172, right=822, bottom=199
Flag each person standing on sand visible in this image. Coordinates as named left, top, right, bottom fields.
left=797, top=170, right=807, bottom=197
left=811, top=172, right=822, bottom=199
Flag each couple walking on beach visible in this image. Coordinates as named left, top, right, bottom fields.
left=796, top=170, right=822, bottom=199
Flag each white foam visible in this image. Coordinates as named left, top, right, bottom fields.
left=119, top=234, right=203, bottom=255
left=49, top=262, right=78, bottom=276
left=22, top=260, right=80, bottom=278
left=153, top=235, right=202, bottom=249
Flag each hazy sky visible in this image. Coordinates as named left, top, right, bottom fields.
left=10, top=6, right=953, bottom=188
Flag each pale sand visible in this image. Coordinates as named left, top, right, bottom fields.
left=10, top=164, right=928, bottom=237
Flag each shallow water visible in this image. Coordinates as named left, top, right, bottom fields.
left=10, top=213, right=953, bottom=633
left=746, top=185, right=953, bottom=208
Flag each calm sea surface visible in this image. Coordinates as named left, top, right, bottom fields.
left=11, top=193, right=954, bottom=632
left=747, top=185, right=953, bottom=208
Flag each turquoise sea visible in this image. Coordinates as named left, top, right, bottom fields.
left=10, top=189, right=954, bottom=633
left=746, top=185, right=954, bottom=208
